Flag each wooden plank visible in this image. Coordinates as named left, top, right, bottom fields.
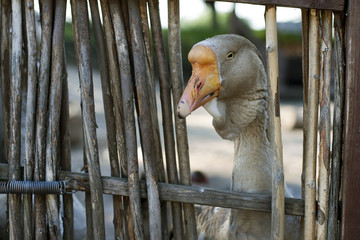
left=265, top=6, right=285, bottom=240
left=207, top=0, right=344, bottom=11
left=303, top=9, right=320, bottom=240
left=8, top=1, right=23, bottom=238
left=341, top=0, right=360, bottom=238
left=0, top=163, right=305, bottom=216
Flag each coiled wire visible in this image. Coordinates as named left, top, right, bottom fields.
left=0, top=180, right=70, bottom=194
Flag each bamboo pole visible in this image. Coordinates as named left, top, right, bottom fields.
left=23, top=0, right=37, bottom=238
left=327, top=12, right=345, bottom=240
left=265, top=6, right=285, bottom=240
left=168, top=0, right=198, bottom=239
left=8, top=1, right=23, bottom=239
left=59, top=53, right=74, bottom=240
left=0, top=0, right=10, bottom=164
left=34, top=1, right=54, bottom=238
left=148, top=0, right=185, bottom=239
left=316, top=10, right=332, bottom=240
left=301, top=9, right=309, bottom=198
left=139, top=2, right=170, bottom=238
left=128, top=1, right=162, bottom=239
left=303, top=9, right=320, bottom=240
left=70, top=0, right=106, bottom=238
left=107, top=1, right=144, bottom=239
left=45, top=0, right=67, bottom=238
left=88, top=1, right=127, bottom=238
left=300, top=9, right=309, bottom=235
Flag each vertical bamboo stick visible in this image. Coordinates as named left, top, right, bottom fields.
left=168, top=0, right=197, bottom=239
left=8, top=1, right=23, bottom=239
left=45, top=0, right=67, bottom=238
left=316, top=10, right=332, bottom=240
left=88, top=1, right=127, bottom=238
left=301, top=9, right=309, bottom=198
left=34, top=1, right=54, bottom=238
left=60, top=52, right=74, bottom=240
left=23, top=0, right=37, bottom=239
left=148, top=0, right=185, bottom=239
left=327, top=13, right=345, bottom=240
left=70, top=0, right=106, bottom=239
left=107, top=1, right=144, bottom=239
left=128, top=0, right=162, bottom=239
left=265, top=6, right=285, bottom=240
left=300, top=10, right=309, bottom=235
left=0, top=0, right=10, bottom=164
left=303, top=9, right=320, bottom=240
left=139, top=2, right=170, bottom=239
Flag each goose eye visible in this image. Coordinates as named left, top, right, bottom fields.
left=226, top=52, right=234, bottom=59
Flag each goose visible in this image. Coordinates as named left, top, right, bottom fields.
left=177, top=34, right=301, bottom=239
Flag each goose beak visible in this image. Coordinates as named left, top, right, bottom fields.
left=177, top=45, right=221, bottom=119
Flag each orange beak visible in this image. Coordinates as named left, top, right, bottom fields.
left=177, top=45, right=221, bottom=118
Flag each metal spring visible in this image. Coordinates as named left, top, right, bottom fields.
left=0, top=180, right=71, bottom=195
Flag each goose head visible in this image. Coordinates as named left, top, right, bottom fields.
left=177, top=34, right=268, bottom=140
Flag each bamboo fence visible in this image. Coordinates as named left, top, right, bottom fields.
left=0, top=0, right=350, bottom=239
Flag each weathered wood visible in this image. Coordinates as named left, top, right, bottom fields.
left=107, top=1, right=144, bottom=239
left=88, top=1, right=126, bottom=239
left=8, top=1, right=23, bottom=239
left=45, top=0, right=67, bottom=238
left=303, top=9, right=320, bottom=240
left=128, top=0, right=162, bottom=239
left=139, top=2, right=169, bottom=239
left=8, top=169, right=301, bottom=217
left=34, top=1, right=54, bottom=238
left=316, top=10, right=332, bottom=240
left=168, top=0, right=198, bottom=239
left=59, top=54, right=74, bottom=240
left=70, top=0, right=106, bottom=239
left=0, top=0, right=10, bottom=164
left=23, top=0, right=37, bottom=238
left=206, top=0, right=344, bottom=11
left=300, top=9, right=309, bottom=235
left=327, top=12, right=345, bottom=240
left=148, top=0, right=185, bottom=239
left=342, top=0, right=360, bottom=238
left=265, top=6, right=285, bottom=240
left=0, top=163, right=306, bottom=216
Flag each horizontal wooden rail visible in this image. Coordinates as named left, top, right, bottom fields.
left=208, top=0, right=344, bottom=11
left=0, top=163, right=304, bottom=216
